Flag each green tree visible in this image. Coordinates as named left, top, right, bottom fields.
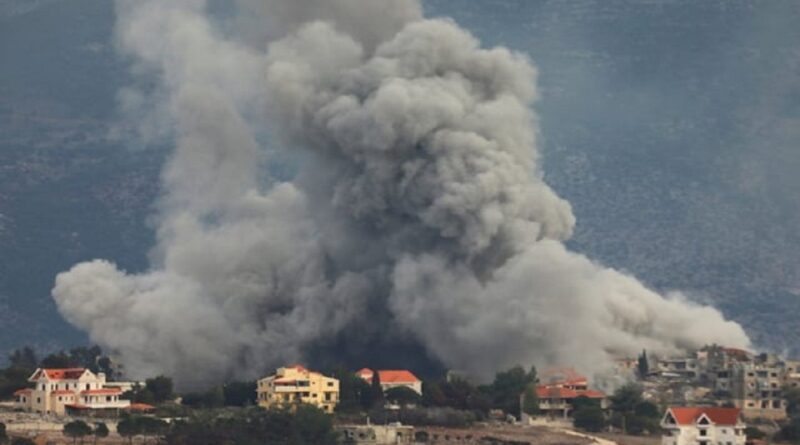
left=779, top=417, right=800, bottom=444
left=41, top=351, right=75, bottom=368
left=637, top=350, right=649, bottom=379
left=117, top=416, right=141, bottom=445
left=10, top=439, right=36, bottom=445
left=634, top=401, right=659, bottom=418
left=521, top=384, right=539, bottom=416
left=68, top=346, right=103, bottom=371
left=96, top=357, right=115, bottom=379
left=610, top=383, right=644, bottom=414
left=421, top=381, right=447, bottom=407
left=574, top=405, right=607, bottom=432
left=181, top=386, right=224, bottom=408
left=369, top=369, right=384, bottom=408
left=164, top=406, right=338, bottom=445
left=223, top=381, right=256, bottom=406
left=609, top=383, right=659, bottom=435
left=145, top=376, right=174, bottom=403
left=385, top=386, right=422, bottom=406
left=293, top=404, right=339, bottom=445
left=139, top=417, right=169, bottom=444
left=486, top=365, right=538, bottom=418
left=785, top=387, right=800, bottom=418
left=8, top=347, right=37, bottom=370
left=93, top=423, right=109, bottom=445
left=745, top=426, right=766, bottom=440
left=63, top=420, right=93, bottom=445
left=332, top=368, right=371, bottom=413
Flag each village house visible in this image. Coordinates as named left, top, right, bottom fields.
left=256, top=365, right=339, bottom=413
left=661, top=407, right=746, bottom=445
left=356, top=369, right=423, bottom=395
left=521, top=368, right=608, bottom=421
left=13, top=368, right=130, bottom=416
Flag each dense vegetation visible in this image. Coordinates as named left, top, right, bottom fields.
left=165, top=406, right=338, bottom=445
left=779, top=387, right=800, bottom=443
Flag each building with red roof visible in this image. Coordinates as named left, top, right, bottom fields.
left=520, top=368, right=608, bottom=421
left=661, top=407, right=746, bottom=445
left=13, top=367, right=130, bottom=416
left=356, top=369, right=422, bottom=395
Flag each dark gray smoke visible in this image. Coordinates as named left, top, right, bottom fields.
left=52, top=0, right=749, bottom=388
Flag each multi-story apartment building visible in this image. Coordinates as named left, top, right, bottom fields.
left=661, top=407, right=746, bottom=445
left=356, top=369, right=422, bottom=395
left=784, top=360, right=800, bottom=390
left=729, top=361, right=787, bottom=420
left=659, top=357, right=702, bottom=381
left=256, top=365, right=339, bottom=413
left=13, top=368, right=130, bottom=416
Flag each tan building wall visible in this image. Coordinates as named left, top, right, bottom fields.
left=257, top=365, right=339, bottom=413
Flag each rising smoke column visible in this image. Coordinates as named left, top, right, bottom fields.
left=53, top=0, right=749, bottom=388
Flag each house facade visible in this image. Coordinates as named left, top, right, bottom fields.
left=356, top=369, right=422, bottom=395
left=661, top=407, right=746, bottom=445
left=257, top=365, right=339, bottom=413
left=14, top=368, right=130, bottom=416
left=521, top=368, right=607, bottom=420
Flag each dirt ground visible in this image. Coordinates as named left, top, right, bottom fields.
left=416, top=424, right=598, bottom=445
left=595, top=432, right=661, bottom=445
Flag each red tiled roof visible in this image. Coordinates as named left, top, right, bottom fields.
left=358, top=369, right=420, bottom=384
left=723, top=348, right=752, bottom=361
left=32, top=368, right=87, bottom=381
left=14, top=389, right=32, bottom=396
left=80, top=388, right=122, bottom=395
left=668, top=407, right=742, bottom=426
left=536, top=386, right=606, bottom=399
left=540, top=367, right=588, bottom=386
left=127, top=403, right=155, bottom=411
left=65, top=404, right=90, bottom=410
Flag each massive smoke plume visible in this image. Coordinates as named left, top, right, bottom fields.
left=53, top=0, right=749, bottom=388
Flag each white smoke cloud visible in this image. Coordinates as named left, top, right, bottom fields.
left=53, top=0, right=749, bottom=387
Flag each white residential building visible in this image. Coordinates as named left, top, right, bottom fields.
left=14, top=368, right=130, bottom=416
left=661, top=407, right=746, bottom=445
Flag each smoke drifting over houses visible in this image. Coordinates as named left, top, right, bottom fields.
left=52, top=0, right=749, bottom=388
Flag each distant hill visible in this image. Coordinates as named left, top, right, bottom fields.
left=1, top=0, right=798, bottom=361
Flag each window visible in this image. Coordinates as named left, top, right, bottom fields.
left=327, top=382, right=333, bottom=387
left=700, top=430, right=707, bottom=437
left=86, top=384, right=91, bottom=390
